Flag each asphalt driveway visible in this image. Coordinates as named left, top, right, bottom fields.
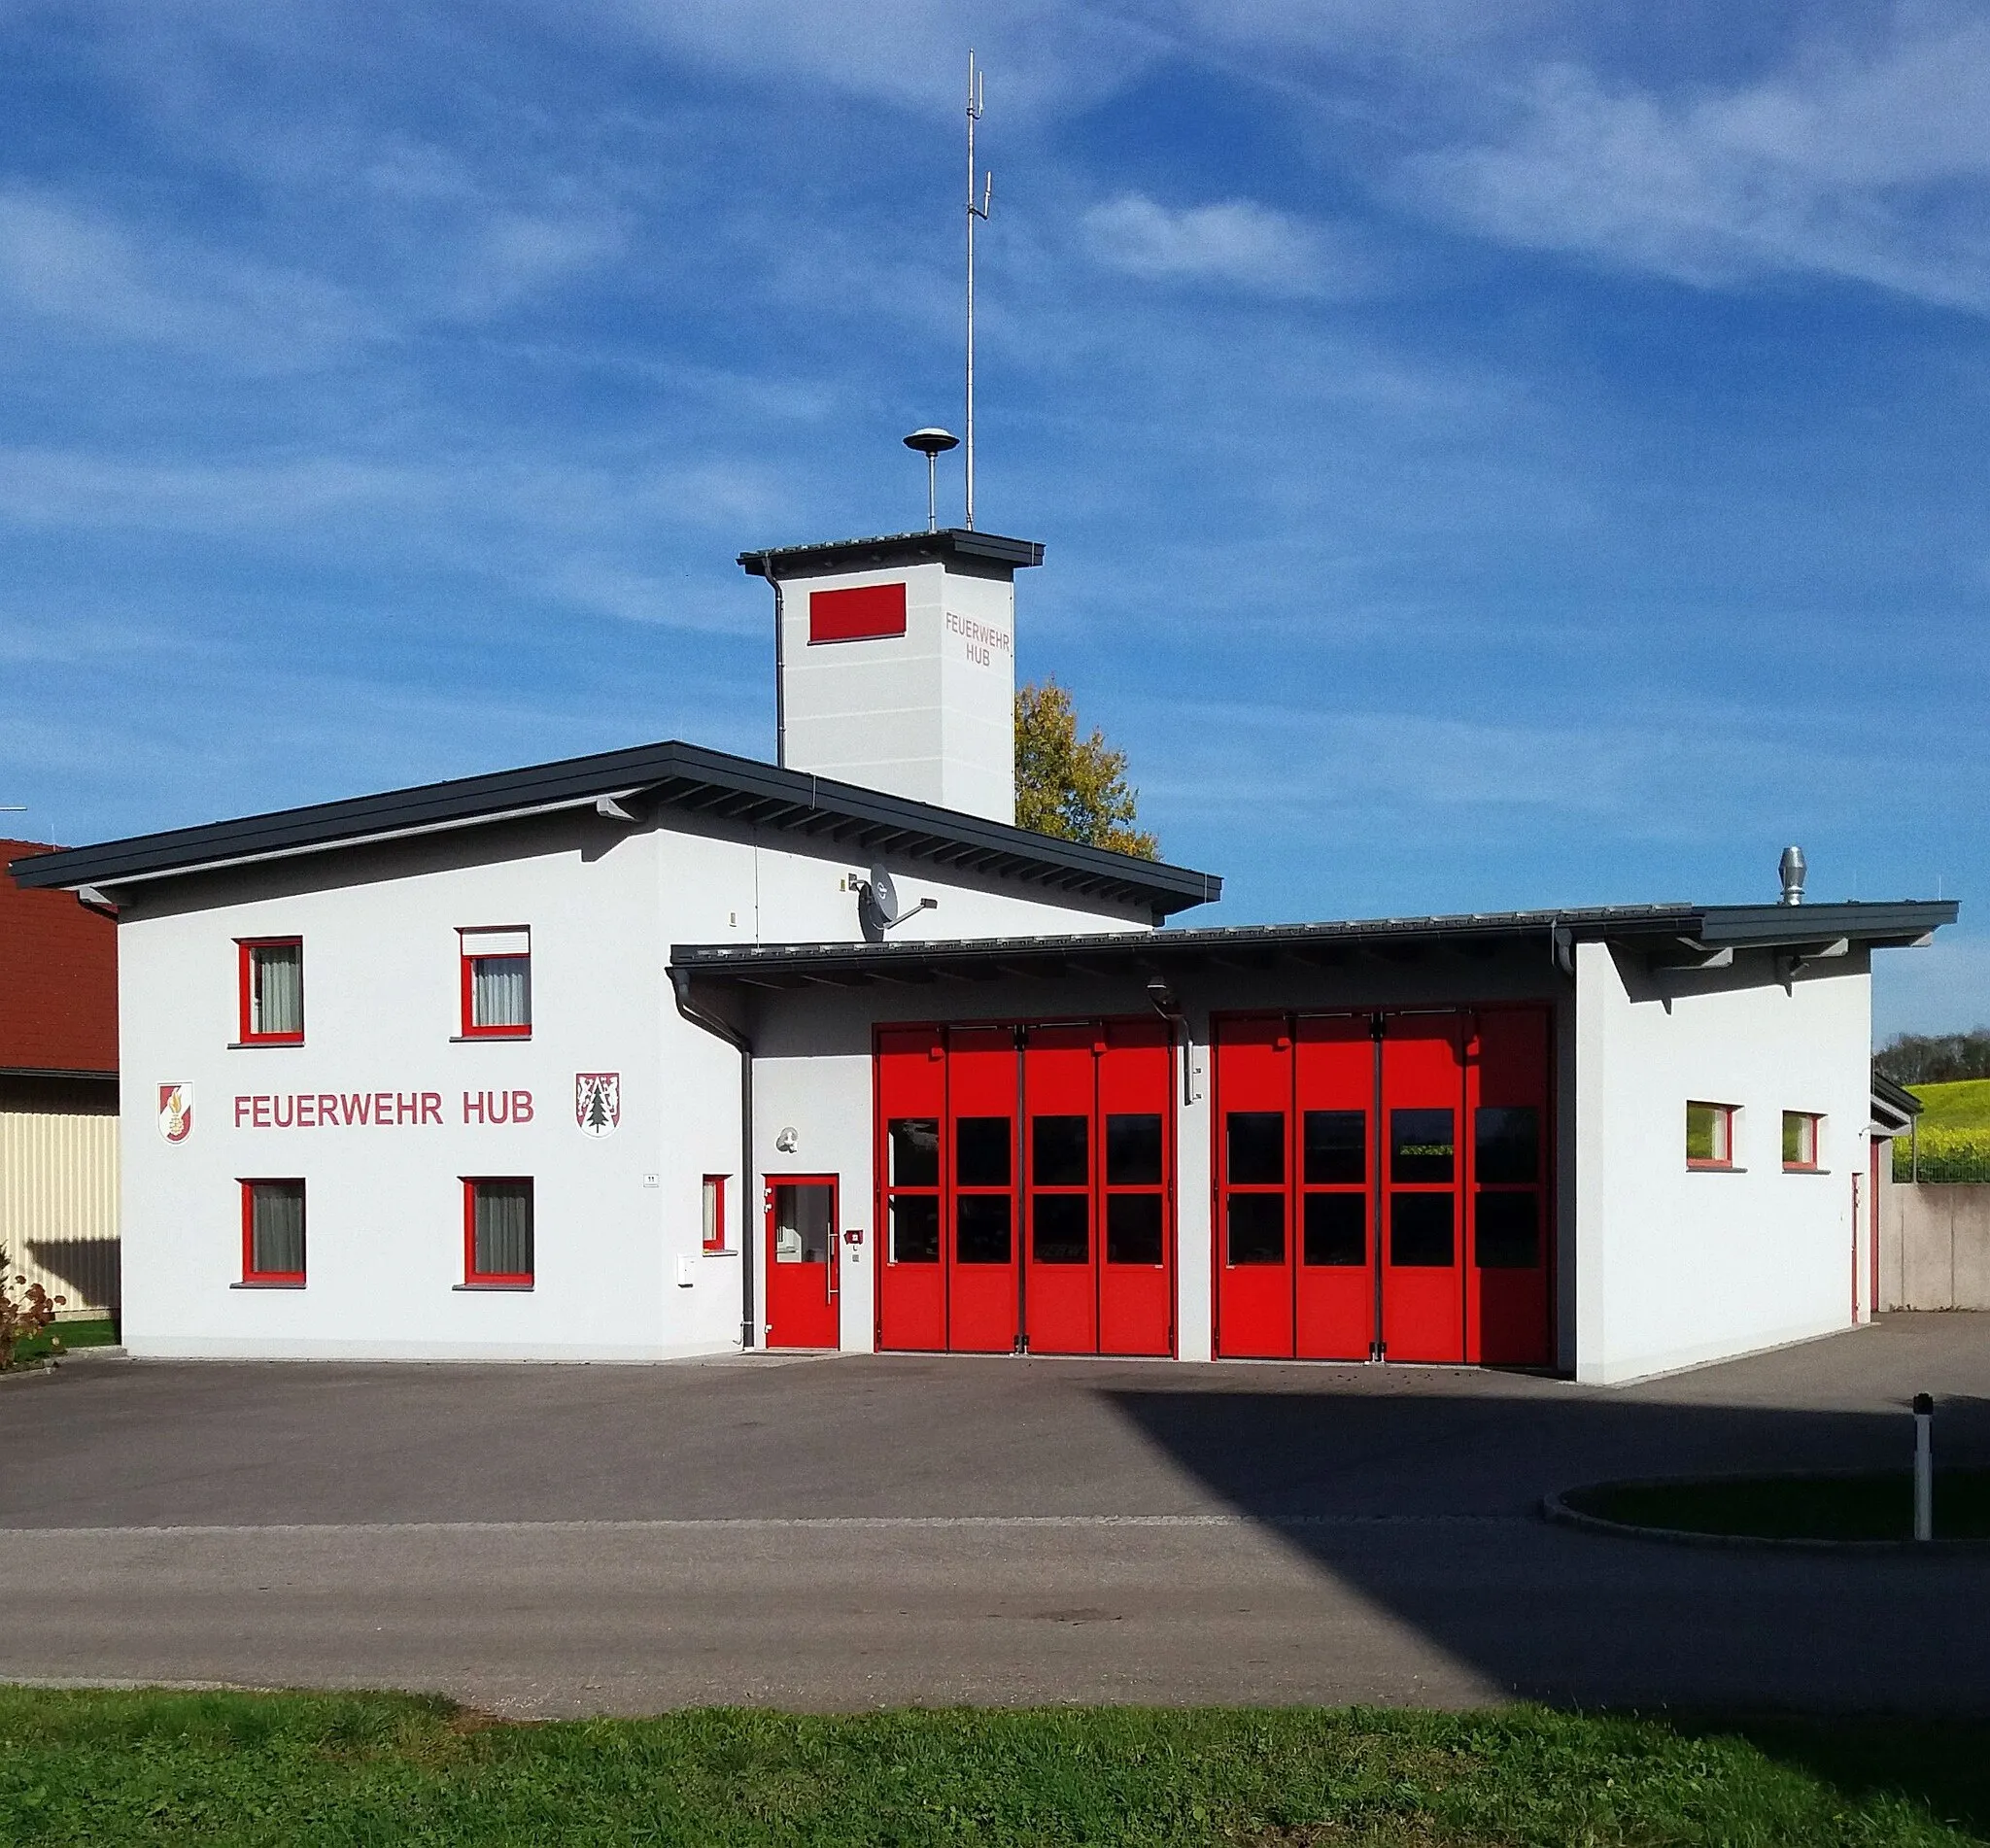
left=4, top=1316, right=1986, bottom=1716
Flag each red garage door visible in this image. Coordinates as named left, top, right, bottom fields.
left=1215, top=1009, right=1553, bottom=1366
left=875, top=1019, right=1174, bottom=1356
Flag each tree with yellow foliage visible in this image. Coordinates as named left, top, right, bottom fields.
left=1013, top=678, right=1158, bottom=860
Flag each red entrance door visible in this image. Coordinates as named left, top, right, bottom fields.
left=1378, top=1016, right=1467, bottom=1364
left=764, top=1176, right=839, bottom=1349
left=877, top=1025, right=946, bottom=1351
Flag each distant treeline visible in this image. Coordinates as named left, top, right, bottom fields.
left=1875, top=1030, right=1990, bottom=1086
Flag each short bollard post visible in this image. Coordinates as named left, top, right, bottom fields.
left=1913, top=1392, right=1935, bottom=1542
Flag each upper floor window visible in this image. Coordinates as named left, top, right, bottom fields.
left=1783, top=1111, right=1822, bottom=1171
left=1686, top=1101, right=1737, bottom=1169
left=238, top=939, right=303, bottom=1044
left=460, top=927, right=531, bottom=1039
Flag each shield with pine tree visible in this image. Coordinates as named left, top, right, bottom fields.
left=574, top=1073, right=620, bottom=1137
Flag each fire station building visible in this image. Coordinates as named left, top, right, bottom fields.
left=10, top=527, right=1955, bottom=1384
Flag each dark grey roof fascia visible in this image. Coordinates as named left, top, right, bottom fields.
left=738, top=529, right=1044, bottom=577
left=1870, top=1070, right=1924, bottom=1121
left=6, top=737, right=1218, bottom=916
left=669, top=899, right=1958, bottom=982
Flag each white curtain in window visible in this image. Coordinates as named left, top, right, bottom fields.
left=252, top=1182, right=305, bottom=1275
left=472, top=956, right=531, bottom=1029
left=474, top=1181, right=533, bottom=1277
left=254, top=944, right=303, bottom=1035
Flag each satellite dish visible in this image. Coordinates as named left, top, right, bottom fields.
left=865, top=866, right=902, bottom=929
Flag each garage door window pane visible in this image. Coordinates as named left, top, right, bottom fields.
left=889, top=1195, right=940, bottom=1263
left=888, top=1118, right=940, bottom=1187
left=1391, top=1110, right=1455, bottom=1184
left=1227, top=1112, right=1285, bottom=1185
left=1107, top=1193, right=1164, bottom=1265
left=1106, top=1113, right=1163, bottom=1185
left=1475, top=1107, right=1539, bottom=1185
left=1475, top=1191, right=1539, bottom=1268
left=1226, top=1193, right=1285, bottom=1265
left=1390, top=1193, right=1453, bottom=1267
left=956, top=1194, right=1012, bottom=1264
left=1303, top=1111, right=1365, bottom=1185
left=1031, top=1115, right=1087, bottom=1188
left=1303, top=1192, right=1365, bottom=1266
left=956, top=1116, right=1012, bottom=1188
left=1031, top=1194, right=1088, bottom=1264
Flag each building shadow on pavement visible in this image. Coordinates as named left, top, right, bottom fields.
left=1101, top=1382, right=1990, bottom=1821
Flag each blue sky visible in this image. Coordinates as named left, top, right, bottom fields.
left=2, top=1, right=1986, bottom=1036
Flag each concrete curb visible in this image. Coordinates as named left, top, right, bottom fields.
left=1543, top=1475, right=1990, bottom=1555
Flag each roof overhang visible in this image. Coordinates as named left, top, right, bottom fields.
left=6, top=738, right=1218, bottom=920
left=738, top=529, right=1044, bottom=579
left=669, top=899, right=1959, bottom=991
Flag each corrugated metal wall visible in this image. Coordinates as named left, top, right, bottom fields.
left=0, top=1079, right=119, bottom=1318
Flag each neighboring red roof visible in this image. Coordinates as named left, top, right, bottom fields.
left=1, top=840, right=116, bottom=1074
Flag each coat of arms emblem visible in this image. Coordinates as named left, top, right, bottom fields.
left=157, top=1082, right=193, bottom=1145
left=575, top=1073, right=620, bottom=1137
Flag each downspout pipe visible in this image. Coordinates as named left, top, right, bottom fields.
left=670, top=967, right=756, bottom=1350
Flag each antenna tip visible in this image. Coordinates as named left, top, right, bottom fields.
left=904, top=428, right=960, bottom=456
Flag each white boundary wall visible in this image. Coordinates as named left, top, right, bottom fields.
left=1573, top=941, right=1871, bottom=1384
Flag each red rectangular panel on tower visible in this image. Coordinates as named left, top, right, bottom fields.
left=808, top=582, right=907, bottom=644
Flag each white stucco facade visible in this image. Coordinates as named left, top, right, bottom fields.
left=116, top=805, right=1153, bottom=1362
left=1572, top=940, right=1874, bottom=1384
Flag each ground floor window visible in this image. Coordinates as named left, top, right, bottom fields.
left=240, top=1179, right=306, bottom=1283
left=702, top=1175, right=728, bottom=1252
left=463, top=1178, right=533, bottom=1285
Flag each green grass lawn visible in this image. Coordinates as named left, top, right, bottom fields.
left=1910, top=1079, right=1990, bottom=1131
left=5, top=1691, right=1990, bottom=1845
left=1566, top=1469, right=1990, bottom=1541
left=5, top=1317, right=117, bottom=1368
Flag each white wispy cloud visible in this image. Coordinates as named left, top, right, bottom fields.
left=1081, top=192, right=1375, bottom=298
left=1405, top=8, right=1990, bottom=310
left=0, top=186, right=370, bottom=367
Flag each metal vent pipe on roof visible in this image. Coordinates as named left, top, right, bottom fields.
left=1779, top=845, right=1806, bottom=906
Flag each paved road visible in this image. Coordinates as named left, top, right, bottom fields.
left=4, top=1316, right=1987, bottom=1716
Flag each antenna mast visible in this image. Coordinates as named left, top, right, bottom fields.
left=965, top=50, right=990, bottom=530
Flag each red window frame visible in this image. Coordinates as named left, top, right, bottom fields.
left=703, top=1175, right=729, bottom=1253
left=239, top=1178, right=306, bottom=1285
left=236, top=938, right=304, bottom=1044
left=1783, top=1111, right=1823, bottom=1172
left=1687, top=1101, right=1738, bottom=1170
left=463, top=1176, right=534, bottom=1287
left=458, top=927, right=532, bottom=1040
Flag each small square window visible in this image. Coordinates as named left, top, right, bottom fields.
left=241, top=1180, right=306, bottom=1283
left=1687, top=1101, right=1737, bottom=1168
left=1783, top=1112, right=1821, bottom=1171
left=464, top=1177, right=533, bottom=1285
left=702, top=1175, right=728, bottom=1253
left=238, top=940, right=303, bottom=1044
left=460, top=927, right=531, bottom=1038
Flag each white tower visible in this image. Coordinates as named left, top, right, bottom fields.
left=738, top=528, right=1042, bottom=825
